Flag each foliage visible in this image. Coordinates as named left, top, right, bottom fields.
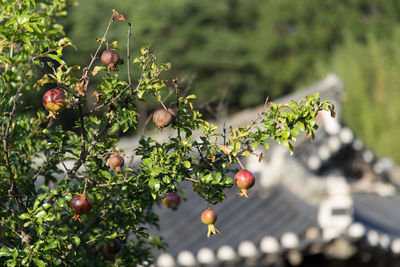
left=0, top=1, right=334, bottom=265
left=317, top=30, right=400, bottom=163
left=65, top=0, right=400, bottom=112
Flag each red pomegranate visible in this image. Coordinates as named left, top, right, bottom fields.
left=100, top=49, right=123, bottom=71
left=42, top=88, right=66, bottom=118
left=162, top=192, right=181, bottom=210
left=234, top=170, right=255, bottom=198
left=70, top=194, right=92, bottom=221
left=107, top=153, right=124, bottom=173
left=201, top=208, right=220, bottom=238
left=152, top=108, right=176, bottom=130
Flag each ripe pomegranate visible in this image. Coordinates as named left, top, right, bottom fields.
left=42, top=88, right=67, bottom=118
left=162, top=192, right=181, bottom=210
left=107, top=153, right=124, bottom=173
left=70, top=194, right=92, bottom=221
left=152, top=108, right=176, bottom=130
left=235, top=170, right=255, bottom=198
left=100, top=49, right=123, bottom=71
left=201, top=208, right=220, bottom=238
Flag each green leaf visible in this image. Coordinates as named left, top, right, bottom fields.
left=45, top=53, right=66, bottom=65
left=36, top=210, right=46, bottom=219
left=140, top=46, right=148, bottom=55
left=33, top=258, right=47, bottom=267
left=0, top=246, right=11, bottom=257
left=72, top=236, right=80, bottom=246
left=183, top=161, right=191, bottom=168
left=142, top=158, right=153, bottom=168
left=223, top=177, right=233, bottom=185
left=100, top=170, right=112, bottom=179
left=19, top=213, right=30, bottom=220
left=281, top=131, right=290, bottom=139
left=149, top=177, right=160, bottom=192
left=185, top=94, right=196, bottom=100
left=295, top=121, right=305, bottom=131
left=290, top=127, right=300, bottom=136
left=241, top=150, right=251, bottom=157
left=262, top=142, right=269, bottom=151
left=251, top=142, right=259, bottom=150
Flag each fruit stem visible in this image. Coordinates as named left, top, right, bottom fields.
left=83, top=178, right=88, bottom=194
left=160, top=100, right=168, bottom=111
left=236, top=156, right=245, bottom=170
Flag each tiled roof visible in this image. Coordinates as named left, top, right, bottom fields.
left=152, top=183, right=319, bottom=257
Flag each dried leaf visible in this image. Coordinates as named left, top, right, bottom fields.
left=217, top=145, right=232, bottom=155
left=117, top=14, right=126, bottom=21
left=258, top=152, right=263, bottom=163
left=330, top=108, right=336, bottom=119
left=77, top=79, right=85, bottom=95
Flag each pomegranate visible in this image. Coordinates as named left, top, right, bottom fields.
left=152, top=108, right=176, bottom=130
left=162, top=192, right=181, bottom=210
left=107, top=153, right=124, bottom=173
left=235, top=170, right=255, bottom=198
left=70, top=194, right=92, bottom=221
left=201, top=208, right=220, bottom=238
left=100, top=49, right=123, bottom=71
left=42, top=88, right=67, bottom=118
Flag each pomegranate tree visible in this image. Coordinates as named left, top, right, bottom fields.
left=42, top=88, right=67, bottom=118
left=201, top=208, right=220, bottom=238
left=235, top=170, right=255, bottom=197
left=152, top=108, right=176, bottom=129
left=107, top=153, right=124, bottom=173
left=2, top=5, right=336, bottom=265
left=162, top=192, right=181, bottom=210
left=70, top=194, right=92, bottom=221
left=100, top=49, right=123, bottom=71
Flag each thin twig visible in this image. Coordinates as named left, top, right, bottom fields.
left=83, top=15, right=115, bottom=79
left=184, top=177, right=200, bottom=183
left=32, top=43, right=68, bottom=60
left=127, top=22, right=133, bottom=94
left=32, top=150, right=60, bottom=181
left=173, top=79, right=180, bottom=138
left=85, top=83, right=132, bottom=116
left=2, top=75, right=28, bottom=214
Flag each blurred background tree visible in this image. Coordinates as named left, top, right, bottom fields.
left=59, top=0, right=400, bottom=162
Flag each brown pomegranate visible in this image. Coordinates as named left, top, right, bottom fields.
left=162, top=192, right=181, bottom=210
left=152, top=108, right=176, bottom=130
left=201, top=208, right=220, bottom=238
left=100, top=49, right=123, bottom=71
left=42, top=88, right=66, bottom=118
left=107, top=153, right=124, bottom=173
left=234, top=170, right=255, bottom=198
left=70, top=194, right=92, bottom=221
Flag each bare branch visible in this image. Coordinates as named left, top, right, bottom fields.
left=127, top=22, right=133, bottom=93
